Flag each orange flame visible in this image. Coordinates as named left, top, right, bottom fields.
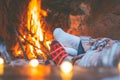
left=28, top=0, right=43, bottom=41
left=13, top=0, right=50, bottom=59
left=27, top=0, right=47, bottom=59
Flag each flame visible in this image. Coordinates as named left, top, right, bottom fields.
left=27, top=0, right=44, bottom=59
left=27, top=0, right=43, bottom=41
left=46, top=41, right=51, bottom=50
left=13, top=0, right=50, bottom=59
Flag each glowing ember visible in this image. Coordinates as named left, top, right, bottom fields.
left=29, top=59, right=39, bottom=67
left=60, top=61, right=73, bottom=73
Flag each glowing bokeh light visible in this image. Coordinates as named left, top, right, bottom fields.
left=29, top=59, right=39, bottom=67
left=118, top=62, right=120, bottom=72
left=60, top=61, right=73, bottom=73
left=0, top=57, right=4, bottom=64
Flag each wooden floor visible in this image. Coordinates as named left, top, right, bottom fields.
left=0, top=64, right=120, bottom=80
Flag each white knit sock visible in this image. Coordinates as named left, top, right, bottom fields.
left=53, top=28, right=80, bottom=50
left=64, top=47, right=77, bottom=56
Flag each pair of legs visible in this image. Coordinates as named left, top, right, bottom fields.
left=46, top=28, right=85, bottom=65
left=53, top=28, right=81, bottom=56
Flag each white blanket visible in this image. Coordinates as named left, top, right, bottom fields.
left=77, top=37, right=120, bottom=67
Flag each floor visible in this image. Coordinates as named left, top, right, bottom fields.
left=0, top=64, right=120, bottom=80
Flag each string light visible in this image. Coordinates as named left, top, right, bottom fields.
left=0, top=57, right=4, bottom=75
left=0, top=57, right=4, bottom=64
left=29, top=59, right=39, bottom=67
left=60, top=61, right=73, bottom=74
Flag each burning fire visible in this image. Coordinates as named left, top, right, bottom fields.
left=13, top=0, right=51, bottom=60
left=27, top=0, right=43, bottom=41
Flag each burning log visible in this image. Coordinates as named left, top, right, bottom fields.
left=14, top=28, right=29, bottom=60
left=18, top=30, right=49, bottom=58
left=18, top=30, right=49, bottom=53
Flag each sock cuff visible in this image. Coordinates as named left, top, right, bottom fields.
left=48, top=40, right=69, bottom=65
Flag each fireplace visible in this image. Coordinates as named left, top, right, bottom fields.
left=0, top=0, right=120, bottom=61
left=12, top=0, right=52, bottom=60
left=0, top=0, right=54, bottom=60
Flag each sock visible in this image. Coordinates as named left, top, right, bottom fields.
left=48, top=40, right=69, bottom=65
left=59, top=42, right=77, bottom=56
left=53, top=28, right=80, bottom=50
left=64, top=47, right=77, bottom=56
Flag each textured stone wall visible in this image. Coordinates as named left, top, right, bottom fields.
left=43, top=0, right=120, bottom=39
left=85, top=0, right=120, bottom=39
left=0, top=0, right=29, bottom=49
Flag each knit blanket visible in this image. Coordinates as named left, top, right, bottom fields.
left=77, top=37, right=120, bottom=67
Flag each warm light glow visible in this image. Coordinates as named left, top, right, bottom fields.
left=0, top=58, right=4, bottom=75
left=17, top=51, right=22, bottom=55
left=21, top=35, right=26, bottom=41
left=28, top=65, right=51, bottom=78
left=118, top=62, right=120, bottom=72
left=29, top=59, right=39, bottom=67
left=41, top=9, right=47, bottom=17
left=23, top=35, right=26, bottom=38
left=13, top=43, right=22, bottom=57
left=0, top=57, right=4, bottom=64
left=36, top=49, right=42, bottom=54
left=60, top=61, right=73, bottom=73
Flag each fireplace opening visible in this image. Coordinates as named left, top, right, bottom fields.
left=0, top=0, right=54, bottom=61
left=12, top=0, right=51, bottom=60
